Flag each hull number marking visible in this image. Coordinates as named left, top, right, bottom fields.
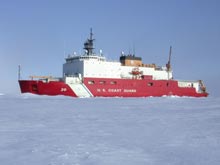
left=61, top=88, right=67, bottom=92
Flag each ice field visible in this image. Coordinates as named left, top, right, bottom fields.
left=0, top=94, right=220, bottom=165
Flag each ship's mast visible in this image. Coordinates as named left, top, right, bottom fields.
left=166, top=46, right=172, bottom=79
left=84, top=28, right=95, bottom=55
left=18, top=65, right=21, bottom=80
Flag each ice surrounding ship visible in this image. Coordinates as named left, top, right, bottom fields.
left=18, top=29, right=208, bottom=97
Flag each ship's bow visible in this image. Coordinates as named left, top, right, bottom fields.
left=18, top=80, right=38, bottom=94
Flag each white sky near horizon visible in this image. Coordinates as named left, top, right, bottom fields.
left=0, top=0, right=220, bottom=96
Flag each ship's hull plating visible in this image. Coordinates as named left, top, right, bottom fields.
left=18, top=80, right=77, bottom=97
left=18, top=78, right=208, bottom=97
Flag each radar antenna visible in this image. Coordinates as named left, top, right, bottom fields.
left=84, top=28, right=95, bottom=55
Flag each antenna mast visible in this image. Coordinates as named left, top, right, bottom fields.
left=133, top=42, right=136, bottom=56
left=84, top=28, right=95, bottom=55
left=90, top=28, right=93, bottom=40
left=18, top=65, right=21, bottom=80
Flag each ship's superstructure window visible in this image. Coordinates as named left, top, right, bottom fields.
left=88, top=80, right=95, bottom=84
left=99, top=81, right=106, bottom=84
left=110, top=81, right=117, bottom=85
left=65, top=55, right=106, bottom=63
left=148, top=82, right=153, bottom=86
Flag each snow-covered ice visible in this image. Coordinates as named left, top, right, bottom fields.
left=0, top=94, right=220, bottom=165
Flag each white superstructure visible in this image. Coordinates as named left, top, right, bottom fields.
left=63, top=53, right=173, bottom=80
left=63, top=29, right=173, bottom=80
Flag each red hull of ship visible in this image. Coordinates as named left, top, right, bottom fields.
left=83, top=78, right=208, bottom=97
left=19, top=78, right=208, bottom=97
left=18, top=80, right=77, bottom=97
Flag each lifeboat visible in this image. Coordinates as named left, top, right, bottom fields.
left=131, top=68, right=142, bottom=75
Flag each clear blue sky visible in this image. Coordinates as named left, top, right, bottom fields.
left=0, top=0, right=219, bottom=96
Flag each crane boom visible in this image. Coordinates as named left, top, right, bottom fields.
left=29, top=76, right=53, bottom=80
left=166, top=46, right=172, bottom=71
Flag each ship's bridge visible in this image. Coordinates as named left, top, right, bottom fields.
left=63, top=54, right=106, bottom=76
left=65, top=54, right=106, bottom=63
